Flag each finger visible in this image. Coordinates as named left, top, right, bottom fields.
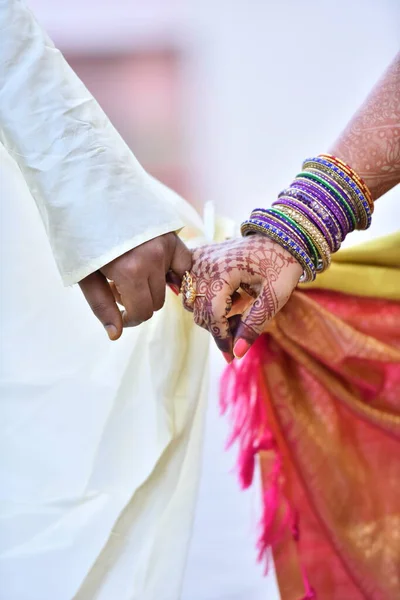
left=193, top=281, right=234, bottom=363
left=120, top=280, right=154, bottom=327
left=166, top=270, right=181, bottom=296
left=233, top=281, right=279, bottom=358
left=149, top=270, right=166, bottom=311
left=227, top=314, right=242, bottom=338
left=109, top=281, right=123, bottom=306
left=79, top=272, right=123, bottom=340
left=227, top=290, right=253, bottom=317
left=170, top=236, right=192, bottom=278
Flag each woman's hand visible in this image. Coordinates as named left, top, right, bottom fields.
left=182, top=235, right=302, bottom=361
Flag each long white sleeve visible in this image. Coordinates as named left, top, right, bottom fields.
left=0, top=0, right=185, bottom=285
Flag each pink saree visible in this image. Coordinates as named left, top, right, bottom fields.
left=221, top=234, right=400, bottom=599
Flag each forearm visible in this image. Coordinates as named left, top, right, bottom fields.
left=330, top=52, right=400, bottom=200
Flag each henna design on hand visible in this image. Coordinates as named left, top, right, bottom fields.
left=183, top=235, right=301, bottom=354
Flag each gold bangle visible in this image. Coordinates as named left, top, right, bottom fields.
left=274, top=204, right=331, bottom=272
left=319, top=153, right=374, bottom=210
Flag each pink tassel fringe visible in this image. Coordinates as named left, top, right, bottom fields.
left=220, top=338, right=292, bottom=567
left=220, top=337, right=315, bottom=597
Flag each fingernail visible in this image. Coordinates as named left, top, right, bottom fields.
left=233, top=339, right=250, bottom=359
left=168, top=283, right=180, bottom=296
left=222, top=352, right=233, bottom=364
left=105, top=324, right=118, bottom=340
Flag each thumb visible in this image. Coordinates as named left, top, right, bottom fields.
left=233, top=285, right=274, bottom=358
left=79, top=271, right=123, bottom=340
left=169, top=236, right=192, bottom=279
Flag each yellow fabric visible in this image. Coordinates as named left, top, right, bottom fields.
left=301, top=231, right=400, bottom=300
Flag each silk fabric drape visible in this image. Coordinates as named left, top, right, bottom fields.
left=222, top=233, right=400, bottom=599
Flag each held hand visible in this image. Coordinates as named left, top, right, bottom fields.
left=182, top=235, right=302, bottom=361
left=79, top=233, right=192, bottom=340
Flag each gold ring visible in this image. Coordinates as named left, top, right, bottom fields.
left=180, top=271, right=206, bottom=307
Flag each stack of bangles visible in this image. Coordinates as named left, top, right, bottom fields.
left=241, top=154, right=374, bottom=282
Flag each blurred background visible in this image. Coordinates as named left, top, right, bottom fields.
left=28, top=1, right=400, bottom=598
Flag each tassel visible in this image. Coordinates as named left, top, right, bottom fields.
left=220, top=336, right=314, bottom=596
left=220, top=337, right=290, bottom=569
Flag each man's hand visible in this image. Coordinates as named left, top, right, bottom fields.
left=79, top=233, right=191, bottom=340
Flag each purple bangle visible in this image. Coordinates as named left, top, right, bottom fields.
left=294, top=176, right=353, bottom=235
left=276, top=187, right=341, bottom=251
left=287, top=180, right=348, bottom=243
left=275, top=197, right=340, bottom=253
left=303, top=156, right=372, bottom=229
left=318, top=167, right=371, bottom=230
left=306, top=168, right=359, bottom=231
left=290, top=179, right=349, bottom=239
left=288, top=179, right=348, bottom=234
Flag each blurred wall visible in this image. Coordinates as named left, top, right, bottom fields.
left=188, top=0, right=400, bottom=241
left=31, top=0, right=400, bottom=234
left=66, top=51, right=190, bottom=198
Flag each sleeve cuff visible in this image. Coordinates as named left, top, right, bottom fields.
left=63, top=219, right=185, bottom=286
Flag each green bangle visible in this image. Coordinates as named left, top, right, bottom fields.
left=268, top=207, right=320, bottom=268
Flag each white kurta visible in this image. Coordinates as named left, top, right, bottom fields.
left=0, top=0, right=184, bottom=285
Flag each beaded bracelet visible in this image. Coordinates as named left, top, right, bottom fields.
left=296, top=171, right=357, bottom=231
left=303, top=160, right=372, bottom=229
left=268, top=207, right=321, bottom=268
left=319, top=154, right=374, bottom=210
left=250, top=210, right=312, bottom=263
left=249, top=205, right=330, bottom=275
left=241, top=154, right=373, bottom=283
left=274, top=196, right=337, bottom=259
left=253, top=206, right=321, bottom=267
left=311, top=157, right=373, bottom=226
left=304, top=165, right=366, bottom=228
left=274, top=204, right=331, bottom=272
left=276, top=188, right=341, bottom=252
left=288, top=179, right=349, bottom=242
left=241, top=218, right=317, bottom=282
left=251, top=208, right=315, bottom=261
left=305, top=168, right=366, bottom=230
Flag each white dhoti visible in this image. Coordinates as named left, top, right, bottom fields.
left=0, top=140, right=212, bottom=599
